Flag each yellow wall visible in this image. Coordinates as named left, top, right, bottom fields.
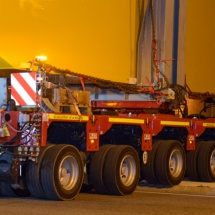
left=1, top=0, right=214, bottom=93
left=186, top=0, right=215, bottom=93
left=0, top=0, right=138, bottom=83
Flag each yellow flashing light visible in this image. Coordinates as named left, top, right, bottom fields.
left=35, top=56, right=47, bottom=62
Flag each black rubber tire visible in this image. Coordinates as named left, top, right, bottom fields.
left=197, top=141, right=215, bottom=182
left=10, top=186, right=31, bottom=197
left=89, top=144, right=116, bottom=194
left=40, top=144, right=84, bottom=200
left=0, top=182, right=18, bottom=197
left=0, top=182, right=30, bottom=197
left=141, top=140, right=163, bottom=184
left=0, top=161, right=31, bottom=197
left=186, top=141, right=203, bottom=181
left=26, top=144, right=54, bottom=199
left=103, top=145, right=140, bottom=195
left=80, top=183, right=94, bottom=193
left=155, top=140, right=186, bottom=186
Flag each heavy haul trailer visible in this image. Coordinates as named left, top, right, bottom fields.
left=0, top=61, right=215, bottom=201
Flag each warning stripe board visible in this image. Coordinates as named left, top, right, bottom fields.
left=11, top=72, right=38, bottom=106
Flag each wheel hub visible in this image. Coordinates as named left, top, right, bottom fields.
left=210, top=149, right=215, bottom=175
left=58, top=155, right=79, bottom=190
left=169, top=149, right=183, bottom=177
left=120, top=155, right=136, bottom=186
left=60, top=168, right=68, bottom=178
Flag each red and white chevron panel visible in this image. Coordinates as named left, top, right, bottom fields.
left=11, top=72, right=38, bottom=106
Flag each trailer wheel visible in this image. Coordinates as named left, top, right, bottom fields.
left=26, top=144, right=54, bottom=199
left=0, top=161, right=30, bottom=197
left=197, top=141, right=215, bottom=182
left=89, top=144, right=115, bottom=194
left=103, top=145, right=140, bottom=195
left=141, top=140, right=163, bottom=184
left=185, top=141, right=203, bottom=181
left=0, top=182, right=30, bottom=197
left=0, top=182, right=19, bottom=197
left=155, top=140, right=186, bottom=186
left=41, top=144, right=84, bottom=200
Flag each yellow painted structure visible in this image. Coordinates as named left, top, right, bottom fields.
left=185, top=0, right=215, bottom=93
left=0, top=0, right=214, bottom=92
left=0, top=0, right=138, bottom=83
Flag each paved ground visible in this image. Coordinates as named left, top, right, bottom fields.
left=1, top=179, right=215, bottom=215
left=139, top=178, right=215, bottom=196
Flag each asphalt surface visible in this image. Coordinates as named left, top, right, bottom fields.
left=139, top=178, right=215, bottom=196
left=1, top=179, right=215, bottom=215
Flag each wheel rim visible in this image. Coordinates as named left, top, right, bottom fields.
left=210, top=149, right=215, bottom=176
left=58, top=155, right=79, bottom=190
left=169, top=149, right=183, bottom=178
left=119, top=155, right=136, bottom=186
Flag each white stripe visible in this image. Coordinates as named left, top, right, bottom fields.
left=11, top=74, right=36, bottom=105
left=20, top=73, right=36, bottom=92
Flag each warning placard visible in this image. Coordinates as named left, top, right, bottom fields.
left=2, top=125, right=10, bottom=136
